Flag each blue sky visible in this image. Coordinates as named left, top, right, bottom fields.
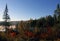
left=0, top=0, right=60, bottom=21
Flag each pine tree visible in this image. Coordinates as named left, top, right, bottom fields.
left=3, top=4, right=11, bottom=32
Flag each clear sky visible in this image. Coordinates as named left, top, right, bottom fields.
left=0, top=0, right=60, bottom=21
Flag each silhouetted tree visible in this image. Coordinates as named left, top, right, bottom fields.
left=46, top=15, right=54, bottom=26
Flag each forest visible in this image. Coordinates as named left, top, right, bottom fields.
left=0, top=4, right=60, bottom=41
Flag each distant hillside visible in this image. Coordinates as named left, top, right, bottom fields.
left=0, top=21, right=20, bottom=25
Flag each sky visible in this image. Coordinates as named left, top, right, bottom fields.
left=0, top=0, right=60, bottom=21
